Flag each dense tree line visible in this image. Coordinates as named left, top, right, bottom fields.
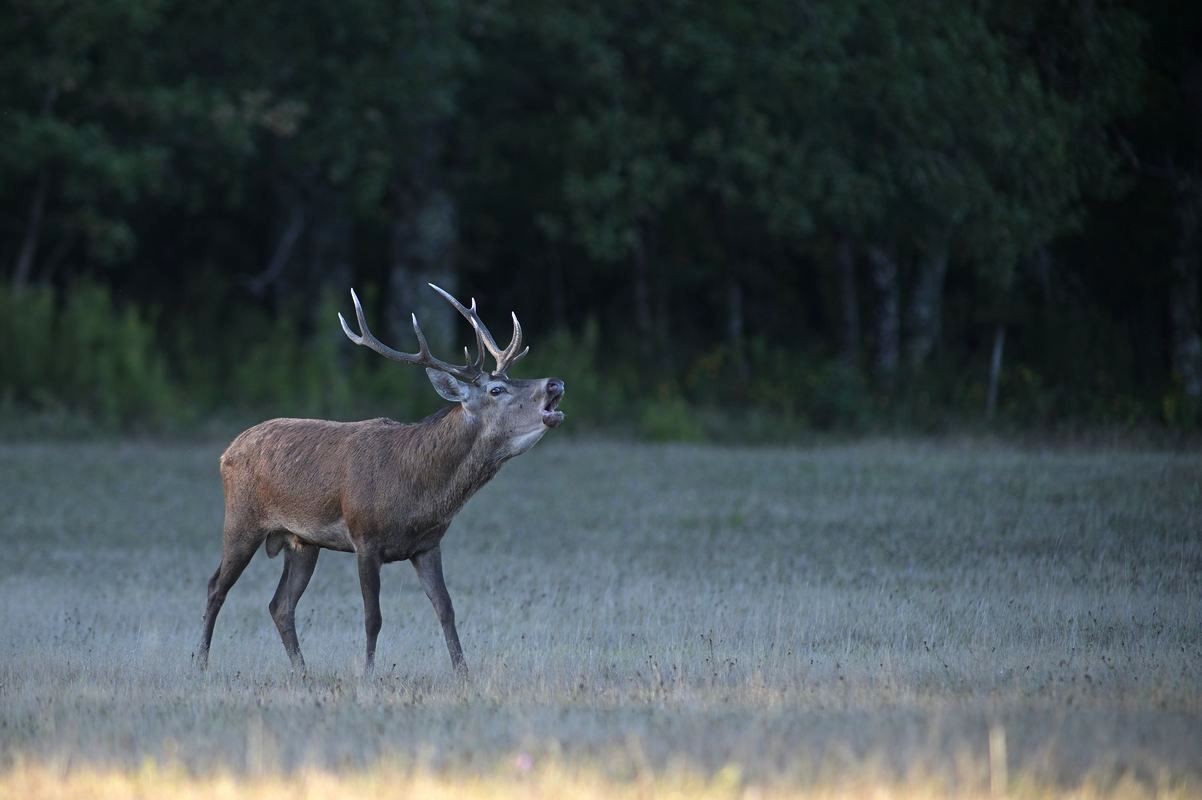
left=2, top=0, right=1200, bottom=434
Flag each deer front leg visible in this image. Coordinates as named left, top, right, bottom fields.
left=356, top=549, right=383, bottom=677
left=411, top=544, right=466, bottom=675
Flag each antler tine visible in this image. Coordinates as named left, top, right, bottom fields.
left=465, top=300, right=485, bottom=370
left=408, top=312, right=432, bottom=356
left=428, top=283, right=528, bottom=376
left=338, top=288, right=479, bottom=382
left=337, top=288, right=369, bottom=345
left=499, top=311, right=528, bottom=371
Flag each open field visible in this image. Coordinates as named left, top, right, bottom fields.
left=0, top=436, right=1199, bottom=798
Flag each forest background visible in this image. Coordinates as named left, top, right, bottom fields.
left=3, top=0, right=1201, bottom=440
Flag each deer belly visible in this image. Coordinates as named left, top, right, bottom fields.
left=374, top=525, right=448, bottom=563
left=276, top=517, right=355, bottom=553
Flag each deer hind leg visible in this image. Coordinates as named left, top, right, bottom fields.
left=195, top=524, right=263, bottom=670
left=268, top=540, right=320, bottom=671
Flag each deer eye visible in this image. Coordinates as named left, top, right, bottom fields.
left=489, top=385, right=506, bottom=396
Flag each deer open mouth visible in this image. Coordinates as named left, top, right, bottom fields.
left=542, top=391, right=565, bottom=428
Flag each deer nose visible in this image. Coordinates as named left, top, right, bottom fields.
left=546, top=378, right=564, bottom=397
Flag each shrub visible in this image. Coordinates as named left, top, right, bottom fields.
left=0, top=282, right=175, bottom=428
left=638, top=391, right=704, bottom=442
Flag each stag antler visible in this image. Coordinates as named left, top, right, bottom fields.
left=428, top=283, right=529, bottom=376
left=338, top=289, right=482, bottom=383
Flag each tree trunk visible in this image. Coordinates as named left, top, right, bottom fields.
left=986, top=323, right=1006, bottom=419
left=247, top=199, right=306, bottom=297
left=309, top=201, right=351, bottom=310
left=548, top=241, right=567, bottom=331
left=727, top=275, right=748, bottom=381
left=905, top=243, right=949, bottom=369
left=652, top=245, right=672, bottom=373
left=1170, top=178, right=1202, bottom=400
left=868, top=244, right=900, bottom=386
left=836, top=236, right=860, bottom=369
left=390, top=186, right=458, bottom=351
left=389, top=119, right=459, bottom=351
left=13, top=88, right=59, bottom=288
left=632, top=229, right=654, bottom=358
left=12, top=171, right=49, bottom=288
left=39, top=232, right=75, bottom=284
left=1031, top=246, right=1053, bottom=308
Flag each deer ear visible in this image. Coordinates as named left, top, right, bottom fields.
left=425, top=368, right=471, bottom=403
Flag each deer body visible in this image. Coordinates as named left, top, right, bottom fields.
left=224, top=409, right=503, bottom=561
left=197, top=286, right=564, bottom=675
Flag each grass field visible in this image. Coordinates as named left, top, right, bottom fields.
left=0, top=436, right=1199, bottom=798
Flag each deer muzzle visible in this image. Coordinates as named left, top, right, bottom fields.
left=542, top=379, right=565, bottom=428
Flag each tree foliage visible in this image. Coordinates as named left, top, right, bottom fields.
left=2, top=0, right=1196, bottom=433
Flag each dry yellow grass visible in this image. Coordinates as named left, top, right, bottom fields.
left=0, top=437, right=1199, bottom=797
left=1, top=758, right=1197, bottom=800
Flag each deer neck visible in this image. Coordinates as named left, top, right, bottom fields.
left=402, top=405, right=502, bottom=523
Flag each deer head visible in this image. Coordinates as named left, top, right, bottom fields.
left=339, top=283, right=565, bottom=458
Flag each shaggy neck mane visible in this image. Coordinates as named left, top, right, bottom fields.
left=390, top=404, right=499, bottom=524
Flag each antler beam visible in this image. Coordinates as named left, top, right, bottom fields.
left=338, top=289, right=481, bottom=383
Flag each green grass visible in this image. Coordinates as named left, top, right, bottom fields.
left=0, top=437, right=1199, bottom=797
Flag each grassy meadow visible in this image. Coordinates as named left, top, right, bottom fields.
left=0, top=436, right=1199, bottom=798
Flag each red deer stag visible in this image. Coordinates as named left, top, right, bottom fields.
left=196, top=284, right=565, bottom=675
